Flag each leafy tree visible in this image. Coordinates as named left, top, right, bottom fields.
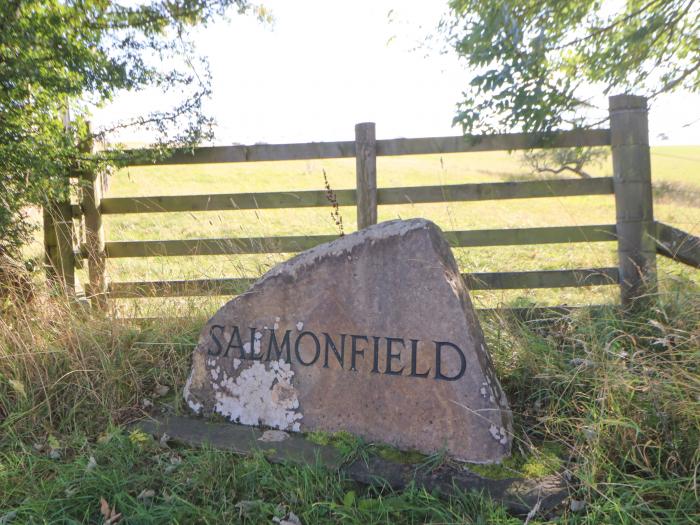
left=0, top=0, right=258, bottom=258
left=443, top=0, right=700, bottom=134
left=521, top=146, right=607, bottom=179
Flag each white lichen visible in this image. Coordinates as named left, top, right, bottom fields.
left=212, top=359, right=303, bottom=431
left=296, top=321, right=304, bottom=331
left=183, top=372, right=202, bottom=414
left=488, top=424, right=509, bottom=447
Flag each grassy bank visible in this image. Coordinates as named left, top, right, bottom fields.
left=1, top=274, right=699, bottom=523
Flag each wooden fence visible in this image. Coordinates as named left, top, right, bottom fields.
left=44, top=94, right=700, bottom=310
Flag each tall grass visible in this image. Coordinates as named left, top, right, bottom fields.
left=1, top=268, right=699, bottom=523
left=483, top=285, right=700, bottom=523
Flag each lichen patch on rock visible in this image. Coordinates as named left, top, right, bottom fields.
left=211, top=359, right=302, bottom=431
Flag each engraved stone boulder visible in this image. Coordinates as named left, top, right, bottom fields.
left=184, top=218, right=512, bottom=463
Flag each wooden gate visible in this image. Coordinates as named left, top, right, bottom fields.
left=44, top=95, right=700, bottom=311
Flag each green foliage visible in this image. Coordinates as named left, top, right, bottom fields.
left=443, top=0, right=700, bottom=133
left=0, top=0, right=251, bottom=256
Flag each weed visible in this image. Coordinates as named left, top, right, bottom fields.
left=322, top=168, right=345, bottom=237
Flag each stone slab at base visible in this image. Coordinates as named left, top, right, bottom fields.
left=135, top=416, right=569, bottom=517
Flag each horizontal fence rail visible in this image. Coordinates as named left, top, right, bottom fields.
left=442, top=225, right=617, bottom=247
left=464, top=267, right=619, bottom=290
left=123, top=129, right=611, bottom=166
left=656, top=222, right=700, bottom=268
left=100, top=189, right=356, bottom=214
left=97, top=177, right=614, bottom=215
left=93, top=225, right=618, bottom=259
left=104, top=267, right=620, bottom=298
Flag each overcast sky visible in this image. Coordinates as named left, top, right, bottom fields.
left=94, top=0, right=700, bottom=146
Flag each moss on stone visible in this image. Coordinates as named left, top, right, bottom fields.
left=306, top=431, right=333, bottom=446
left=306, top=431, right=564, bottom=479
left=306, top=430, right=362, bottom=456
left=372, top=444, right=425, bottom=464
left=467, top=442, right=564, bottom=480
left=307, top=431, right=425, bottom=464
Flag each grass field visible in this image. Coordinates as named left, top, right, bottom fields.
left=71, top=145, right=700, bottom=315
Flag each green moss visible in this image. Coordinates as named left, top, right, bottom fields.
left=306, top=431, right=564, bottom=476
left=467, top=442, right=564, bottom=480
left=467, top=460, right=520, bottom=480
left=373, top=444, right=426, bottom=465
left=520, top=447, right=563, bottom=478
left=305, top=430, right=362, bottom=456
left=306, top=433, right=426, bottom=464
left=306, top=431, right=333, bottom=447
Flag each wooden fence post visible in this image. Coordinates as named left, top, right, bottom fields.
left=79, top=127, right=108, bottom=309
left=355, top=122, right=377, bottom=229
left=44, top=107, right=76, bottom=295
left=609, top=94, right=657, bottom=307
left=43, top=191, right=75, bottom=294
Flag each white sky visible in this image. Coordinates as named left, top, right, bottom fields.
left=94, top=0, right=700, bottom=146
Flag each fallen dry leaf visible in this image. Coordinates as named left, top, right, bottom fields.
left=273, top=511, right=302, bottom=525
left=235, top=500, right=260, bottom=518
left=8, top=379, right=26, bottom=398
left=158, top=433, right=171, bottom=448
left=99, top=497, right=122, bottom=524
left=137, top=489, right=155, bottom=502
left=258, top=430, right=289, bottom=443
left=154, top=384, right=170, bottom=397
left=165, top=453, right=182, bottom=474
left=570, top=499, right=586, bottom=512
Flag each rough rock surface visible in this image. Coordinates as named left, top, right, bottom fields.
left=184, top=218, right=512, bottom=463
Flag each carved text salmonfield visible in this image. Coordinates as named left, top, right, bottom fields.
left=207, top=324, right=467, bottom=381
